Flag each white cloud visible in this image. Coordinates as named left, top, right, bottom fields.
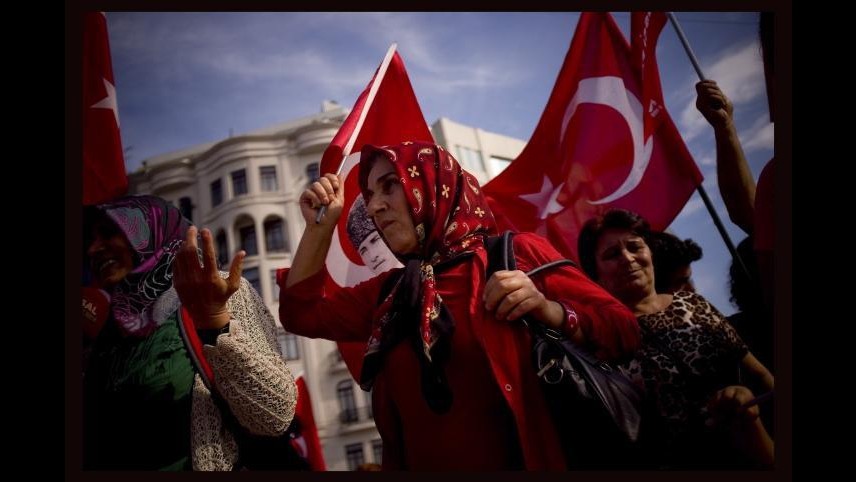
left=742, top=114, right=774, bottom=152
left=692, top=269, right=735, bottom=315
left=203, top=49, right=372, bottom=92
left=334, top=13, right=527, bottom=94
left=678, top=197, right=705, bottom=218
left=698, top=154, right=715, bottom=167
left=677, top=39, right=766, bottom=143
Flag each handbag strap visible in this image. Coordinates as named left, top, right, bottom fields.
left=484, top=230, right=578, bottom=277
left=482, top=231, right=602, bottom=366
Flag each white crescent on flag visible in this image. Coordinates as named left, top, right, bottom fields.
left=560, top=76, right=654, bottom=205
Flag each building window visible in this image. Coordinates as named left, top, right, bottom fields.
left=178, top=196, right=193, bottom=222
left=306, top=162, right=320, bottom=184
left=276, top=327, right=300, bottom=360
left=260, top=166, right=278, bottom=192
left=345, top=443, right=365, bottom=471
left=270, top=269, right=279, bottom=303
left=337, top=380, right=358, bottom=423
left=239, top=224, right=258, bottom=256
left=264, top=218, right=288, bottom=253
left=211, top=179, right=223, bottom=207
left=216, top=230, right=228, bottom=268
left=488, top=155, right=512, bottom=176
left=243, top=267, right=261, bottom=296
left=231, top=169, right=248, bottom=196
left=456, top=146, right=485, bottom=173
left=371, top=439, right=383, bottom=465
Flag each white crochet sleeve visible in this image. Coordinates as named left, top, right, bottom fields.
left=203, top=277, right=297, bottom=437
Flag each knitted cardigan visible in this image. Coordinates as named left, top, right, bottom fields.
left=188, top=277, right=297, bottom=471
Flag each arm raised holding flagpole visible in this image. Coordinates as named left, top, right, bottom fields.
left=665, top=12, right=751, bottom=281
left=286, top=173, right=345, bottom=288
left=287, top=43, right=401, bottom=288
left=671, top=12, right=757, bottom=237
left=315, top=43, right=398, bottom=224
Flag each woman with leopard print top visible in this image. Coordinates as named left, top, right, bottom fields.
left=578, top=209, right=774, bottom=469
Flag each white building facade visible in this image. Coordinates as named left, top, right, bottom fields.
left=128, top=103, right=525, bottom=470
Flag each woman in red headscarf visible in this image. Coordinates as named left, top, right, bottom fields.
left=280, top=141, right=640, bottom=470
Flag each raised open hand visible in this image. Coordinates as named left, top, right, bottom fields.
left=173, top=226, right=246, bottom=330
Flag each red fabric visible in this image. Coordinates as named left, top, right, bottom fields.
left=293, top=375, right=327, bottom=471
left=316, top=52, right=434, bottom=382
left=631, top=12, right=668, bottom=139
left=360, top=142, right=496, bottom=261
left=358, top=142, right=496, bottom=371
left=372, top=261, right=522, bottom=469
left=321, top=52, right=434, bottom=173
left=178, top=306, right=215, bottom=386
left=81, top=287, right=110, bottom=340
left=280, top=233, right=639, bottom=469
left=483, top=12, right=702, bottom=261
left=83, top=12, right=128, bottom=205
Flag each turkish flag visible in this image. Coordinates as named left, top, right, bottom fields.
left=321, top=51, right=434, bottom=382
left=483, top=12, right=702, bottom=261
left=631, top=12, right=668, bottom=139
left=83, top=12, right=128, bottom=206
left=291, top=375, right=327, bottom=471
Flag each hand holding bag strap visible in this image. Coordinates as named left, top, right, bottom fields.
left=485, top=232, right=645, bottom=443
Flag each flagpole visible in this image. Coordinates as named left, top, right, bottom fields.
left=666, top=12, right=750, bottom=280
left=666, top=12, right=707, bottom=80
left=316, top=43, right=399, bottom=224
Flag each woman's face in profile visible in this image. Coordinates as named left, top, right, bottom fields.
left=364, top=157, right=419, bottom=256
left=87, top=217, right=135, bottom=290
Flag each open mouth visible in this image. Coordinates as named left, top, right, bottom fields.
left=95, top=258, right=118, bottom=274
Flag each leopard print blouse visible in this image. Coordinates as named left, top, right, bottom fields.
left=620, top=291, right=748, bottom=464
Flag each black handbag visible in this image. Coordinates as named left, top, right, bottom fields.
left=485, top=231, right=651, bottom=469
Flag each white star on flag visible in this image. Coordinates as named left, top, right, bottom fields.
left=91, top=77, right=120, bottom=128
left=519, top=176, right=565, bottom=219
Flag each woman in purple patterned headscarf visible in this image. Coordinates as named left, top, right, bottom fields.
left=83, top=195, right=296, bottom=470
left=85, top=194, right=190, bottom=336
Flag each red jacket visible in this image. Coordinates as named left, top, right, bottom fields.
left=280, top=233, right=639, bottom=470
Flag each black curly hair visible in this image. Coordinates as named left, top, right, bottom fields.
left=729, top=237, right=761, bottom=312
left=648, top=231, right=703, bottom=294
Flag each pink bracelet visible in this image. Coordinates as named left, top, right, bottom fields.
left=558, top=302, right=579, bottom=334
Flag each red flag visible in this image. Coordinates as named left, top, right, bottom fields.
left=83, top=12, right=128, bottom=205
left=631, top=12, right=668, bottom=139
left=321, top=50, right=434, bottom=382
left=484, top=12, right=702, bottom=261
left=291, top=375, right=327, bottom=471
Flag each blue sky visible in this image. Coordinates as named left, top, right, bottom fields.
left=107, top=12, right=772, bottom=316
